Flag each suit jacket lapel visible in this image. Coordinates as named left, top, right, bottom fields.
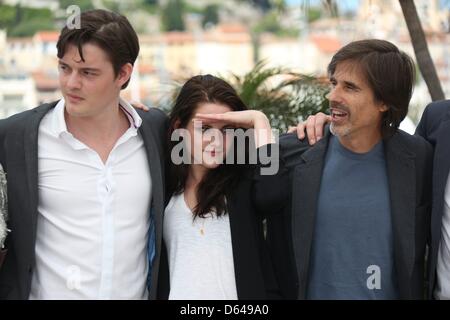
left=138, top=120, right=165, bottom=299
left=429, top=109, right=450, bottom=292
left=23, top=103, right=56, bottom=252
left=432, top=110, right=450, bottom=237
left=291, top=131, right=330, bottom=299
left=384, top=133, right=416, bottom=298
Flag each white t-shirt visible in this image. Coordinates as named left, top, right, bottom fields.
left=163, top=193, right=238, bottom=300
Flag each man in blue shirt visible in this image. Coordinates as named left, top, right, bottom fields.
left=267, top=39, right=433, bottom=299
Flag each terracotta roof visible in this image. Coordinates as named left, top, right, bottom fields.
left=34, top=31, right=60, bottom=42
left=259, top=33, right=297, bottom=44
left=32, top=71, right=59, bottom=91
left=164, top=32, right=195, bottom=43
left=139, top=31, right=251, bottom=45
left=7, top=37, right=33, bottom=43
left=310, top=35, right=341, bottom=54
left=216, top=23, right=249, bottom=34
left=138, top=64, right=156, bottom=74
left=202, top=32, right=251, bottom=43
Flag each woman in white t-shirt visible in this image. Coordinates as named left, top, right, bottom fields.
left=158, top=74, right=282, bottom=300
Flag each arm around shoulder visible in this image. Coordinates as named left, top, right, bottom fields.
left=251, top=133, right=311, bottom=216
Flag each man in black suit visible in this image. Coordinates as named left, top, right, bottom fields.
left=0, top=10, right=167, bottom=299
left=264, top=39, right=433, bottom=299
left=415, top=99, right=450, bottom=299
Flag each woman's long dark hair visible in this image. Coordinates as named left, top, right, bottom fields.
left=168, top=74, right=248, bottom=219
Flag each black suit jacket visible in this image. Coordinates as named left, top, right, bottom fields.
left=264, top=128, right=433, bottom=299
left=415, top=99, right=450, bottom=298
left=0, top=101, right=168, bottom=300
left=157, top=167, right=281, bottom=300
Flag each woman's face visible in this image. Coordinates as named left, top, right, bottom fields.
left=183, top=102, right=235, bottom=169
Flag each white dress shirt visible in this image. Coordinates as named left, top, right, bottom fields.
left=435, top=172, right=450, bottom=300
left=29, top=98, right=152, bottom=300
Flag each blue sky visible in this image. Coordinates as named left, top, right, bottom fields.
left=285, top=0, right=360, bottom=12
left=285, top=0, right=450, bottom=11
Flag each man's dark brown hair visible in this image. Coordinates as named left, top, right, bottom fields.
left=328, top=39, right=415, bottom=138
left=56, top=9, right=139, bottom=89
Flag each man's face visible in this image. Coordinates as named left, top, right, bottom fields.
left=328, top=60, right=387, bottom=140
left=58, top=43, right=128, bottom=118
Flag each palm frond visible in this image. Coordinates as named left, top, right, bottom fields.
left=229, top=61, right=329, bottom=131
left=166, top=61, right=330, bottom=132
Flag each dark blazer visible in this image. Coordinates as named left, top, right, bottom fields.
left=265, top=128, right=433, bottom=299
left=157, top=167, right=281, bottom=300
left=0, top=101, right=168, bottom=300
left=415, top=99, right=450, bottom=298
left=0, top=250, right=5, bottom=270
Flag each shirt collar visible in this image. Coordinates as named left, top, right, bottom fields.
left=51, top=97, right=143, bottom=137
left=51, top=99, right=68, bottom=137
left=118, top=97, right=143, bottom=129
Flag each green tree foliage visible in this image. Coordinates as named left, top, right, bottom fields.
left=0, top=5, right=56, bottom=37
left=253, top=9, right=298, bottom=37
left=59, top=0, right=94, bottom=11
left=239, top=0, right=272, bottom=12
left=161, top=0, right=185, bottom=31
left=141, top=0, right=159, bottom=13
left=0, top=5, right=15, bottom=29
left=254, top=10, right=281, bottom=33
left=17, top=6, right=53, bottom=21
left=166, top=63, right=329, bottom=132
left=228, top=61, right=329, bottom=132
left=202, top=4, right=219, bottom=28
left=9, top=19, right=55, bottom=37
left=308, top=7, right=321, bottom=23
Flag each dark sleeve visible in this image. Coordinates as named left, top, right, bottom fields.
left=156, top=109, right=171, bottom=206
left=422, top=139, right=434, bottom=245
left=414, top=136, right=434, bottom=297
left=0, top=119, right=9, bottom=168
left=252, top=134, right=311, bottom=217
left=0, top=249, right=6, bottom=269
left=252, top=143, right=290, bottom=217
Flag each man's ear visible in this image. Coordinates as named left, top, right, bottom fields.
left=174, top=119, right=181, bottom=129
left=117, top=63, right=133, bottom=88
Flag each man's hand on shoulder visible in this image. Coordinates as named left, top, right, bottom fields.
left=287, top=112, right=331, bottom=145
